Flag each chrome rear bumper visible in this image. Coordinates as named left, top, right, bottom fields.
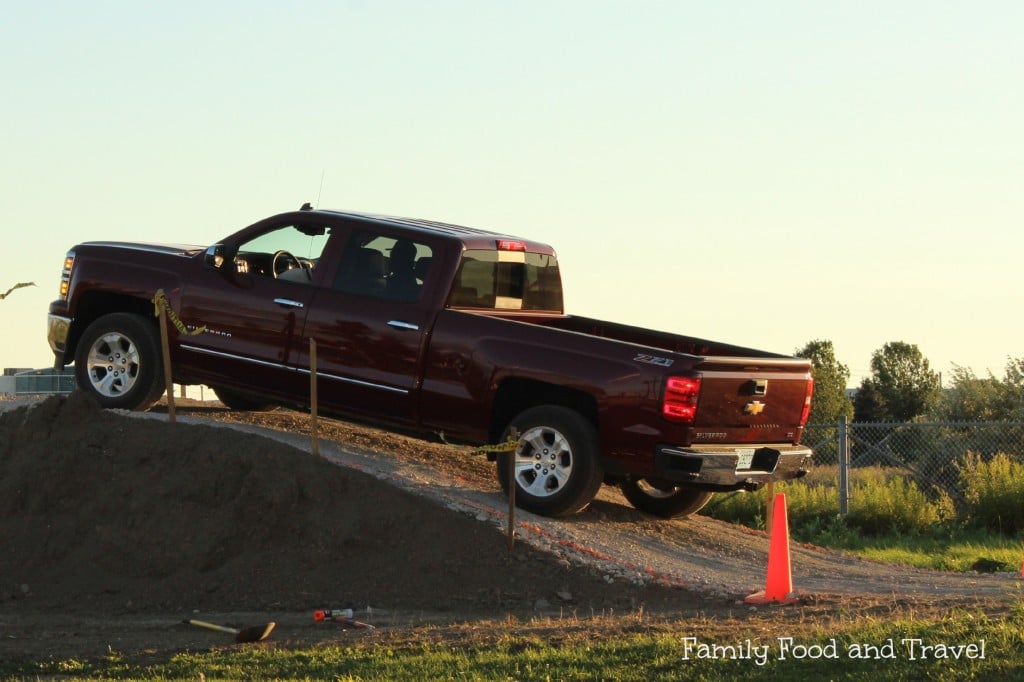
left=653, top=443, right=813, bottom=491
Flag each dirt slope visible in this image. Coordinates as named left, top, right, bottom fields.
left=0, top=393, right=690, bottom=617
left=187, top=402, right=1018, bottom=602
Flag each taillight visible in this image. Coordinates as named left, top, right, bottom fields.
left=662, top=376, right=701, bottom=424
left=59, top=251, right=75, bottom=300
left=799, top=377, right=814, bottom=426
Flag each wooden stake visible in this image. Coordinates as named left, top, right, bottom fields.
left=310, top=338, right=319, bottom=457
left=765, top=479, right=775, bottom=536
left=507, top=428, right=518, bottom=552
left=156, top=293, right=175, bottom=423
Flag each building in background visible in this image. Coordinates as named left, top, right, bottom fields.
left=0, top=367, right=76, bottom=397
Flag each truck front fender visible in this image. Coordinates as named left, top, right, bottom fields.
left=61, top=259, right=185, bottom=364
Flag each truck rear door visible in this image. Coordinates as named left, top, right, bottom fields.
left=295, top=227, right=446, bottom=422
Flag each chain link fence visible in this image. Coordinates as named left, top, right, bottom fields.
left=802, top=419, right=1024, bottom=519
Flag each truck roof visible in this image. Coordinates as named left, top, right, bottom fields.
left=304, top=208, right=557, bottom=255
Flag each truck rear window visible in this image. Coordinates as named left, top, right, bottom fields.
left=448, top=250, right=563, bottom=312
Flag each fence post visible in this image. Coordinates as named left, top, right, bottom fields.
left=838, top=415, right=849, bottom=516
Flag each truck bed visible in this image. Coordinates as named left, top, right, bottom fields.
left=456, top=309, right=813, bottom=439
left=483, top=311, right=794, bottom=362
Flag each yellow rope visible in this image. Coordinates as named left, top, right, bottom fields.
left=152, top=289, right=206, bottom=336
left=0, top=282, right=35, bottom=300
left=438, top=431, right=519, bottom=455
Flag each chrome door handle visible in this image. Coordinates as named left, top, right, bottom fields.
left=273, top=298, right=304, bottom=308
left=387, top=320, right=419, bottom=331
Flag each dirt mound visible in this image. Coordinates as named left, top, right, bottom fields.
left=0, top=394, right=689, bottom=616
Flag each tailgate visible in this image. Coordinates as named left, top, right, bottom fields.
left=691, top=357, right=812, bottom=442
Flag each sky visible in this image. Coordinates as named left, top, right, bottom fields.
left=2, top=2, right=1021, bottom=387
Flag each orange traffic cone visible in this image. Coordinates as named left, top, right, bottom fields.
left=745, top=492, right=799, bottom=604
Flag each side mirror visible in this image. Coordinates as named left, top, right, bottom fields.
left=205, top=244, right=230, bottom=269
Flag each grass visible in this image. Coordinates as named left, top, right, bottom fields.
left=6, top=604, right=1023, bottom=680
left=836, top=533, right=1023, bottom=573
left=704, top=464, right=1024, bottom=574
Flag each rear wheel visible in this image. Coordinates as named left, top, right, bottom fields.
left=74, top=313, right=165, bottom=411
left=496, top=406, right=604, bottom=517
left=212, top=386, right=277, bottom=412
left=620, top=479, right=714, bottom=518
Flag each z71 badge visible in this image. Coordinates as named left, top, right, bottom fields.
left=634, top=353, right=674, bottom=367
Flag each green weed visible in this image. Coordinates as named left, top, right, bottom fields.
left=959, top=452, right=1024, bottom=534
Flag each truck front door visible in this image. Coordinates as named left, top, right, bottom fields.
left=178, top=221, right=334, bottom=400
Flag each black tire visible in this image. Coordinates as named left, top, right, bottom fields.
left=620, top=479, right=714, bottom=518
left=496, top=406, right=604, bottom=517
left=74, top=313, right=165, bottom=411
left=212, top=386, right=277, bottom=412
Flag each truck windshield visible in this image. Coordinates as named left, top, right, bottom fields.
left=448, top=250, right=563, bottom=312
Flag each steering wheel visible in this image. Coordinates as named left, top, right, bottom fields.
left=271, top=250, right=302, bottom=277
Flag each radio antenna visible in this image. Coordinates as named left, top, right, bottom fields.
left=315, top=169, right=325, bottom=208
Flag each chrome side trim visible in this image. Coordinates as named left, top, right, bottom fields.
left=296, top=367, right=408, bottom=394
left=180, top=344, right=288, bottom=370
left=387, top=320, right=419, bottom=331
left=273, top=298, right=305, bottom=308
left=179, top=344, right=409, bottom=395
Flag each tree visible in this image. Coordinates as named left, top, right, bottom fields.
left=931, top=358, right=1024, bottom=422
left=855, top=341, right=940, bottom=422
left=794, top=339, right=853, bottom=424
left=1002, top=357, right=1024, bottom=420
left=853, top=377, right=887, bottom=422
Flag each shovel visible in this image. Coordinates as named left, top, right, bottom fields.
left=183, top=618, right=277, bottom=643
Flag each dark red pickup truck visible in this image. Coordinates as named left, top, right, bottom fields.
left=48, top=205, right=814, bottom=518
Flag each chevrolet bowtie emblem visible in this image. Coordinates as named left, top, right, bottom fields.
left=744, top=401, right=766, bottom=415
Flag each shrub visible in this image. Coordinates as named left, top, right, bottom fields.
left=704, top=466, right=953, bottom=537
left=959, top=452, right=1024, bottom=534
left=845, top=476, right=952, bottom=535
left=703, top=479, right=838, bottom=530
left=703, top=488, right=765, bottom=527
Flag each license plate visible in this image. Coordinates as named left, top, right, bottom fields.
left=736, top=448, right=756, bottom=470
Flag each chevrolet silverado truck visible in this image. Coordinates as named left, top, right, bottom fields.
left=47, top=205, right=814, bottom=518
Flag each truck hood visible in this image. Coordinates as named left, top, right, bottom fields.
left=78, top=241, right=205, bottom=257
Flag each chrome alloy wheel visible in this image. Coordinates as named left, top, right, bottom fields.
left=513, top=425, right=575, bottom=498
left=84, top=331, right=142, bottom=397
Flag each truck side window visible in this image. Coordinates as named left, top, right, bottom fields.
left=333, top=231, right=433, bottom=302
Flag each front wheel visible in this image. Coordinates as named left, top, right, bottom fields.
left=619, top=479, right=714, bottom=518
left=74, top=313, right=165, bottom=411
left=496, top=406, right=604, bottom=517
